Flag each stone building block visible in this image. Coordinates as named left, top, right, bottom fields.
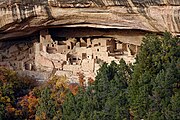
left=55, top=70, right=73, bottom=78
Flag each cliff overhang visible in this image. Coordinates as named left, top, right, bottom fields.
left=0, top=0, right=180, bottom=40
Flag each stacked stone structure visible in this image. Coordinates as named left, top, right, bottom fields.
left=0, top=28, right=140, bottom=82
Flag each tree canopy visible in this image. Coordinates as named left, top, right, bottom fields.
left=62, top=59, right=131, bottom=120
left=0, top=67, right=37, bottom=119
left=128, top=32, right=180, bottom=119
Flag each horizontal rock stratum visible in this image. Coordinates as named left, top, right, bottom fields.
left=0, top=0, right=180, bottom=40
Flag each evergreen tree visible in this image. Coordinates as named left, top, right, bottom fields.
left=128, top=32, right=180, bottom=119
left=63, top=59, right=131, bottom=120
left=0, top=103, right=5, bottom=120
left=36, top=87, right=56, bottom=120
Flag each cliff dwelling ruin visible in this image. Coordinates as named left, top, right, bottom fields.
left=0, top=27, right=143, bottom=82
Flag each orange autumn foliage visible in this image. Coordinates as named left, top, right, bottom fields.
left=18, top=91, right=38, bottom=119
left=69, top=73, right=94, bottom=95
left=77, top=72, right=85, bottom=87
left=88, top=77, right=94, bottom=85
left=6, top=103, right=15, bottom=114
left=68, top=83, right=79, bottom=95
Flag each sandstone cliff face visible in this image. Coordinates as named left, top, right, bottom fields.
left=0, top=0, right=180, bottom=40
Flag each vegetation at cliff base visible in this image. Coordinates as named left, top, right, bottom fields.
left=0, top=67, right=38, bottom=119
left=35, top=76, right=69, bottom=120
left=62, top=32, right=180, bottom=120
left=0, top=32, right=179, bottom=120
left=128, top=32, right=180, bottom=119
left=63, top=59, right=131, bottom=120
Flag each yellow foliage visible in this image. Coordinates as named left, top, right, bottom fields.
left=15, top=110, right=23, bottom=116
left=54, top=76, right=68, bottom=89
left=6, top=103, right=15, bottom=113
left=0, top=95, right=11, bottom=103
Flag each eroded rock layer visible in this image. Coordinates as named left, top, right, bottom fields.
left=0, top=0, right=180, bottom=40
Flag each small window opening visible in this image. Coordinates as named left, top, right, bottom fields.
left=72, top=58, right=76, bottom=60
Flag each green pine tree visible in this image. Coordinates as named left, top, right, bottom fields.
left=36, top=87, right=56, bottom=120
left=128, top=32, right=180, bottom=120
left=63, top=60, right=131, bottom=120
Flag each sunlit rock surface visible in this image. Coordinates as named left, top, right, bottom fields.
left=0, top=0, right=180, bottom=40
